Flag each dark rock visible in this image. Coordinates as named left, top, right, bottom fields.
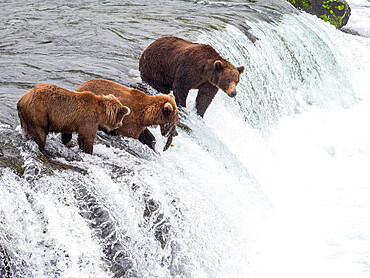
left=0, top=245, right=13, bottom=278
left=288, top=0, right=351, bottom=28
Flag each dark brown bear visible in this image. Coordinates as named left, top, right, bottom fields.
left=76, top=79, right=179, bottom=151
left=17, top=83, right=130, bottom=158
left=139, top=36, right=245, bottom=117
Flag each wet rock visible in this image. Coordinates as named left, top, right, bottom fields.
left=143, top=198, right=171, bottom=250
left=288, top=0, right=351, bottom=28
left=74, top=186, right=138, bottom=278
left=0, top=245, right=13, bottom=278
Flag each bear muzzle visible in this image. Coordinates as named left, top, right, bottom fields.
left=225, top=83, right=237, bottom=98
left=225, top=90, right=237, bottom=98
left=170, top=127, right=178, bottom=137
left=161, top=122, right=178, bottom=137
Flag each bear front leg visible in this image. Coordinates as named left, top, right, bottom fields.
left=173, top=89, right=188, bottom=108
left=196, top=83, right=218, bottom=117
left=173, top=80, right=190, bottom=108
left=61, top=133, right=72, bottom=145
left=138, top=128, right=156, bottom=151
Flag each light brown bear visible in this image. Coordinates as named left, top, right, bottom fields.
left=17, top=83, right=130, bottom=158
left=76, top=79, right=179, bottom=151
left=139, top=36, right=245, bottom=117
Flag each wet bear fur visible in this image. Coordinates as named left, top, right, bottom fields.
left=17, top=83, right=130, bottom=157
left=139, top=36, right=245, bottom=117
left=76, top=79, right=179, bottom=151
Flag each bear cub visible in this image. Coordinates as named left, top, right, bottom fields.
left=139, top=36, right=245, bottom=117
left=17, top=83, right=130, bottom=158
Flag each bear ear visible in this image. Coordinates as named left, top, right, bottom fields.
left=163, top=102, right=173, bottom=115
left=237, top=66, right=245, bottom=74
left=122, top=106, right=130, bottom=116
left=169, top=94, right=175, bottom=99
left=214, top=60, right=223, bottom=71
left=116, top=106, right=130, bottom=123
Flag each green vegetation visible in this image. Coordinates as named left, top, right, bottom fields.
left=288, top=0, right=351, bottom=28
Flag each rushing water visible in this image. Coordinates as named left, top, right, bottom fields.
left=1, top=0, right=370, bottom=277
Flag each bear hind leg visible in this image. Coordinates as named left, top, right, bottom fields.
left=173, top=78, right=191, bottom=108
left=196, top=83, right=218, bottom=117
left=174, top=91, right=187, bottom=108
left=30, top=128, right=54, bottom=158
left=173, top=85, right=189, bottom=108
left=151, top=84, right=171, bottom=95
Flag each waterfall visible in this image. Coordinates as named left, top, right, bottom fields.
left=197, top=13, right=365, bottom=128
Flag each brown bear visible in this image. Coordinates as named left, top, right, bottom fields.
left=17, top=83, right=130, bottom=158
left=139, top=36, right=245, bottom=117
left=76, top=79, right=179, bottom=151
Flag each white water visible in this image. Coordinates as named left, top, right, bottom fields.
left=1, top=1, right=370, bottom=277
left=197, top=1, right=370, bottom=277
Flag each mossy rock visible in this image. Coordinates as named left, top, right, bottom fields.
left=288, top=0, right=351, bottom=28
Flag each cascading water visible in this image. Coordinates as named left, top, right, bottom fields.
left=198, top=15, right=362, bottom=128
left=1, top=0, right=370, bottom=277
left=196, top=6, right=370, bottom=277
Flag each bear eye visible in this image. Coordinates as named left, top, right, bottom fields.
left=227, top=78, right=231, bottom=83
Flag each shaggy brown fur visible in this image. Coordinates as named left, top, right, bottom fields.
left=139, top=36, right=245, bottom=117
left=17, top=83, right=130, bottom=157
left=76, top=79, right=179, bottom=151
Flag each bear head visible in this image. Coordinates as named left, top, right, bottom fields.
left=212, top=60, right=245, bottom=98
left=161, top=99, right=179, bottom=138
left=146, top=94, right=179, bottom=138
left=101, top=94, right=131, bottom=131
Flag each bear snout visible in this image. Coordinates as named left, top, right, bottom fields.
left=160, top=122, right=178, bottom=137
left=224, top=82, right=237, bottom=97
left=170, top=127, right=178, bottom=137
left=225, top=89, right=237, bottom=98
left=222, top=90, right=235, bottom=97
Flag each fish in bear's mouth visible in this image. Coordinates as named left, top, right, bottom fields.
left=161, top=122, right=178, bottom=152
left=163, top=133, right=173, bottom=152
